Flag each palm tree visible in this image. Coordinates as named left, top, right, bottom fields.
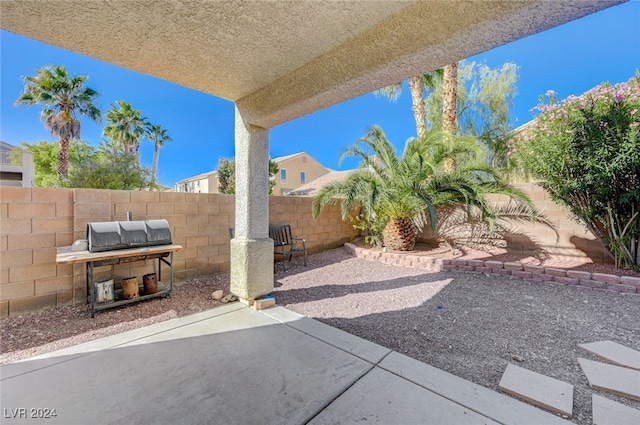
left=15, top=65, right=101, bottom=179
left=102, top=101, right=147, bottom=158
left=145, top=123, right=172, bottom=185
left=442, top=63, right=459, bottom=136
left=442, top=62, right=459, bottom=172
left=375, top=70, right=442, bottom=139
left=313, top=126, right=544, bottom=251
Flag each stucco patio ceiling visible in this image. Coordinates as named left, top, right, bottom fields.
left=1, top=0, right=624, bottom=128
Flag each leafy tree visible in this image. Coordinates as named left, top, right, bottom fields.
left=10, top=140, right=60, bottom=187
left=67, top=140, right=152, bottom=190
left=217, top=158, right=279, bottom=195
left=15, top=65, right=101, bottom=179
left=15, top=139, right=151, bottom=190
left=514, top=75, right=640, bottom=269
left=146, top=123, right=172, bottom=186
left=313, top=126, right=544, bottom=250
left=102, top=100, right=147, bottom=157
left=217, top=158, right=235, bottom=194
left=13, top=139, right=95, bottom=187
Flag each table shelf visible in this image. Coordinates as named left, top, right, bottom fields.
left=56, top=245, right=182, bottom=317
left=92, top=282, right=171, bottom=312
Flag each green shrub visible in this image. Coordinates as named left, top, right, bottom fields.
left=514, top=75, right=640, bottom=269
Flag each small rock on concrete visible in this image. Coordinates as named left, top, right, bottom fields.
left=220, top=294, right=237, bottom=303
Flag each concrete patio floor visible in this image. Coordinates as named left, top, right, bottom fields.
left=0, top=303, right=571, bottom=425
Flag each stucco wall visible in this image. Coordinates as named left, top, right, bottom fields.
left=0, top=187, right=359, bottom=317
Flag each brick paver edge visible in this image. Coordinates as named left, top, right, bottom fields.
left=344, top=243, right=640, bottom=295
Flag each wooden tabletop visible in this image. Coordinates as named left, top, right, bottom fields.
left=56, top=244, right=183, bottom=265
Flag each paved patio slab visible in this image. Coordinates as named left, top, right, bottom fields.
left=308, top=366, right=501, bottom=425
left=261, top=306, right=390, bottom=364
left=0, top=306, right=373, bottom=425
left=379, top=352, right=571, bottom=425
left=498, top=363, right=573, bottom=417
left=578, top=358, right=640, bottom=401
left=592, top=394, right=640, bottom=425
left=1, top=304, right=575, bottom=425
left=578, top=340, right=640, bottom=370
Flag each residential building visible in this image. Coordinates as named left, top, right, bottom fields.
left=174, top=170, right=214, bottom=193
left=0, top=141, right=34, bottom=187
left=271, top=152, right=329, bottom=196
left=175, top=151, right=329, bottom=195
left=287, top=170, right=353, bottom=196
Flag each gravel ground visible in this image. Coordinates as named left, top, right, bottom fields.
left=2, top=247, right=639, bottom=424
left=273, top=248, right=640, bottom=424
left=0, top=273, right=230, bottom=365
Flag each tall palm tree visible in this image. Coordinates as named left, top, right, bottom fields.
left=313, top=126, right=543, bottom=251
left=15, top=65, right=101, bottom=179
left=374, top=70, right=442, bottom=139
left=442, top=62, right=459, bottom=172
left=442, top=63, right=459, bottom=136
left=145, top=123, right=172, bottom=185
left=102, top=101, right=147, bottom=158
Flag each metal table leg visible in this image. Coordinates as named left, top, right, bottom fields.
left=87, top=262, right=95, bottom=318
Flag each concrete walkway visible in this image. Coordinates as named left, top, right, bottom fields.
left=0, top=304, right=570, bottom=425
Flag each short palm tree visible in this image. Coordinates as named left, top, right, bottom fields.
left=145, top=123, right=172, bottom=185
left=313, top=126, right=546, bottom=251
left=102, top=101, right=147, bottom=157
left=15, top=65, right=101, bottom=179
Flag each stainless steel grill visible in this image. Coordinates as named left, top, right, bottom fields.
left=87, top=219, right=172, bottom=252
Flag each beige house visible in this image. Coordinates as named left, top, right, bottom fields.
left=271, top=152, right=329, bottom=196
left=175, top=152, right=329, bottom=195
left=174, top=170, right=214, bottom=193
left=288, top=170, right=353, bottom=197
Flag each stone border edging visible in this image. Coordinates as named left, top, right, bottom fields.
left=344, top=243, right=640, bottom=295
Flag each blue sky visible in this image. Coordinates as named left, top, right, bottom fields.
left=1, top=2, right=639, bottom=188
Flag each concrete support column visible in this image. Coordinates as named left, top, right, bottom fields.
left=230, top=105, right=273, bottom=303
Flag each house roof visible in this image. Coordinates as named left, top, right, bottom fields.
left=1, top=141, right=17, bottom=152
left=288, top=170, right=353, bottom=197
left=175, top=170, right=217, bottom=184
left=272, top=152, right=306, bottom=163
left=1, top=1, right=621, bottom=129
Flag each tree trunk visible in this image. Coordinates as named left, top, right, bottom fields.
left=442, top=63, right=458, bottom=136
left=442, top=63, right=458, bottom=173
left=58, top=137, right=70, bottom=179
left=409, top=76, right=427, bottom=139
left=152, top=143, right=160, bottom=184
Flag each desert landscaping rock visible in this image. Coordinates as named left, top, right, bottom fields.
left=220, top=293, right=237, bottom=303
left=212, top=290, right=224, bottom=300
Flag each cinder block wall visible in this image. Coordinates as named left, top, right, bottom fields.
left=419, top=182, right=610, bottom=262
left=0, top=187, right=359, bottom=317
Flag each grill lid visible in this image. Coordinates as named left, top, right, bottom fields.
left=87, top=219, right=172, bottom=252
left=146, top=220, right=172, bottom=245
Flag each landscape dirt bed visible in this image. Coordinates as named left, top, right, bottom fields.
left=2, top=246, right=639, bottom=424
